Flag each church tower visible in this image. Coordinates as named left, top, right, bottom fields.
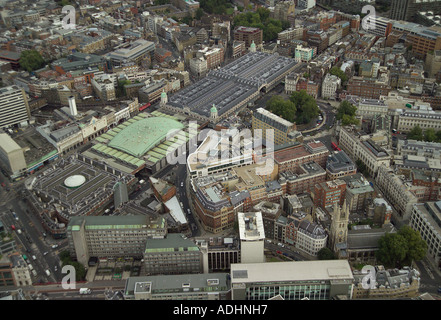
left=249, top=40, right=256, bottom=53
left=330, top=200, right=349, bottom=256
left=210, top=104, right=218, bottom=121
left=160, top=89, right=168, bottom=107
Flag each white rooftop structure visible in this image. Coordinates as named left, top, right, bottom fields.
left=64, top=175, right=86, bottom=188
left=238, top=211, right=265, bottom=241
left=230, top=260, right=354, bottom=284
left=164, top=196, right=187, bottom=225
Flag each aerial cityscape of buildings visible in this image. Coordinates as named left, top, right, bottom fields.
left=0, top=0, right=440, bottom=306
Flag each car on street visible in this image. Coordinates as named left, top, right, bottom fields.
left=43, top=251, right=48, bottom=256
left=51, top=244, right=58, bottom=249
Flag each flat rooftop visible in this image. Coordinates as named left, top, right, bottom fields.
left=31, top=156, right=134, bottom=218
left=144, top=233, right=199, bottom=253
left=167, top=52, right=297, bottom=119
left=230, top=260, right=354, bottom=283
left=68, top=215, right=165, bottom=231
left=125, top=273, right=229, bottom=297
left=274, top=144, right=310, bottom=164
left=12, top=127, right=57, bottom=170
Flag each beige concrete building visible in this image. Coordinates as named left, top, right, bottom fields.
left=425, top=50, right=441, bottom=78
left=0, top=133, right=27, bottom=178
left=0, top=85, right=30, bottom=128
left=67, top=215, right=167, bottom=266
left=338, top=126, right=391, bottom=178
left=375, top=165, right=418, bottom=221
left=321, top=73, right=341, bottom=99
left=410, top=202, right=441, bottom=269
left=143, top=234, right=202, bottom=275
left=397, top=105, right=441, bottom=133
left=238, top=212, right=265, bottom=264
left=91, top=74, right=116, bottom=101
left=10, top=254, right=32, bottom=287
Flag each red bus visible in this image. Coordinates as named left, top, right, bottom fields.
left=331, top=142, right=341, bottom=151
left=139, top=103, right=151, bottom=111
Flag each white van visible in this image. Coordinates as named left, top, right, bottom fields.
left=45, top=269, right=51, bottom=276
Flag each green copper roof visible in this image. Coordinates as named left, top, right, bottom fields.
left=108, top=116, right=184, bottom=158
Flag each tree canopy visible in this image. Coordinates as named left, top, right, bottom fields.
left=329, top=66, right=348, bottom=83
left=317, top=247, right=336, bottom=260
left=266, top=95, right=296, bottom=123
left=376, top=226, right=427, bottom=268
left=116, top=79, right=131, bottom=98
left=59, top=250, right=87, bottom=281
left=336, top=100, right=359, bottom=126
left=266, top=90, right=319, bottom=125
left=407, top=125, right=423, bottom=141
left=405, top=125, right=441, bottom=143
left=19, top=50, right=45, bottom=72
left=290, top=90, right=320, bottom=124
left=233, top=8, right=290, bottom=42
left=199, top=0, right=232, bottom=15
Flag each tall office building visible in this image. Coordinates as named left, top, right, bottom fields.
left=390, top=0, right=414, bottom=21
left=238, top=212, right=265, bottom=264
left=67, top=215, right=167, bottom=266
left=410, top=202, right=441, bottom=269
left=143, top=234, right=203, bottom=275
left=390, top=0, right=441, bottom=21
left=0, top=85, right=30, bottom=128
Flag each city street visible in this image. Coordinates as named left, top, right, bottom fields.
left=0, top=170, right=64, bottom=285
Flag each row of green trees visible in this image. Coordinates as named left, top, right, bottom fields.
left=233, top=8, right=290, bottom=42
left=336, top=100, right=359, bottom=126
left=407, top=125, right=441, bottom=143
left=19, top=50, right=45, bottom=72
left=318, top=226, right=427, bottom=269
left=59, top=250, right=86, bottom=281
left=329, top=66, right=349, bottom=84
left=266, top=90, right=320, bottom=125
left=376, top=226, right=427, bottom=268
left=199, top=0, right=233, bottom=15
